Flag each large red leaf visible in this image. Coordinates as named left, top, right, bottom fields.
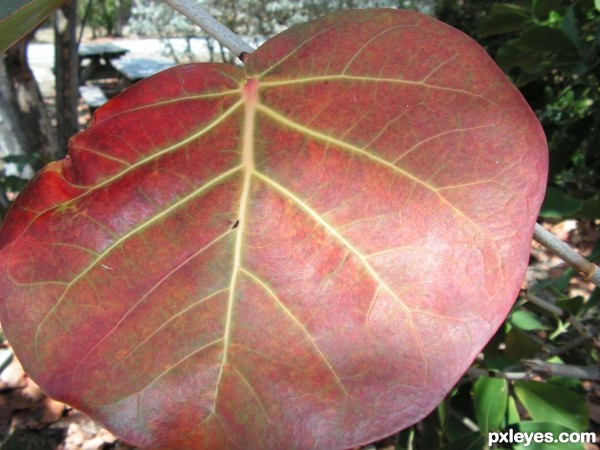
left=0, top=9, right=547, bottom=450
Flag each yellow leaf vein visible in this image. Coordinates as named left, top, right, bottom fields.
left=33, top=165, right=243, bottom=360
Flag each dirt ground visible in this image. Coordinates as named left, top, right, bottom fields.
left=0, top=351, right=134, bottom=449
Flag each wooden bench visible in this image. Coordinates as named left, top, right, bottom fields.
left=112, top=57, right=176, bottom=85
left=78, top=85, right=108, bottom=112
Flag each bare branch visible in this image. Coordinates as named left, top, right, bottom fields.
left=523, top=291, right=599, bottom=346
left=467, top=361, right=600, bottom=382
left=466, top=367, right=530, bottom=380
left=449, top=408, right=479, bottom=432
left=161, top=0, right=255, bottom=60
left=524, top=359, right=600, bottom=381
left=545, top=325, right=600, bottom=358
left=533, top=223, right=600, bottom=287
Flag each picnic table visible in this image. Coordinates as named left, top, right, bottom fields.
left=112, top=57, right=176, bottom=84
left=78, top=42, right=129, bottom=84
left=77, top=42, right=177, bottom=111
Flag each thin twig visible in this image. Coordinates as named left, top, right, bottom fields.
left=467, top=361, right=600, bottom=382
left=524, top=359, right=600, bottom=381
left=161, top=0, right=255, bottom=60
left=523, top=291, right=599, bottom=346
left=466, top=367, right=530, bottom=380
left=533, top=223, right=600, bottom=287
left=544, top=325, right=600, bottom=358
left=449, top=408, right=479, bottom=432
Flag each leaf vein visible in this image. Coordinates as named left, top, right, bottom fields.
left=240, top=267, right=349, bottom=396
left=259, top=75, right=501, bottom=107
left=77, top=228, right=232, bottom=377
left=33, top=166, right=243, bottom=360
left=252, top=171, right=429, bottom=374
left=256, top=104, right=493, bottom=241
left=229, top=364, right=271, bottom=423
left=97, top=338, right=224, bottom=406
left=341, top=25, right=419, bottom=74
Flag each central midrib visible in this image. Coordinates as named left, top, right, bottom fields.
left=212, top=77, right=258, bottom=409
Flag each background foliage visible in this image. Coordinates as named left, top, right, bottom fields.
left=78, top=0, right=133, bottom=37
left=476, top=0, right=600, bottom=221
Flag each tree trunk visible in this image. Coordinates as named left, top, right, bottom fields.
left=0, top=34, right=58, bottom=162
left=54, top=0, right=79, bottom=153
left=115, top=0, right=123, bottom=36
left=205, top=37, right=215, bottom=62
left=0, top=59, right=29, bottom=160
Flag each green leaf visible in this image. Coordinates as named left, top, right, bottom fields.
left=555, top=296, right=583, bottom=317
left=440, top=431, right=486, bottom=450
left=574, top=198, right=600, bottom=220
left=437, top=398, right=449, bottom=428
left=482, top=326, right=515, bottom=370
left=396, top=427, right=415, bottom=450
left=532, top=0, right=564, bottom=21
left=560, top=8, right=586, bottom=58
left=586, top=286, right=600, bottom=311
left=474, top=376, right=508, bottom=434
left=510, top=310, right=549, bottom=331
left=540, top=187, right=600, bottom=220
left=421, top=407, right=442, bottom=450
left=540, top=186, right=583, bottom=218
left=507, top=395, right=520, bottom=425
left=477, top=13, right=532, bottom=37
left=0, top=0, right=64, bottom=54
left=596, top=0, right=600, bottom=13
left=514, top=381, right=588, bottom=431
left=505, top=328, right=542, bottom=360
left=516, top=26, right=581, bottom=58
left=444, top=412, right=476, bottom=442
left=1, top=175, right=28, bottom=192
left=546, top=369, right=584, bottom=392
left=513, top=421, right=586, bottom=450
left=490, top=3, right=531, bottom=16
left=495, top=42, right=539, bottom=71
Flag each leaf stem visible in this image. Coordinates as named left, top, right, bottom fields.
left=523, top=290, right=599, bottom=346
left=161, top=0, right=255, bottom=60
left=533, top=223, right=600, bottom=287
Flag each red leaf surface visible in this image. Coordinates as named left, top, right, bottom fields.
left=0, top=9, right=547, bottom=450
